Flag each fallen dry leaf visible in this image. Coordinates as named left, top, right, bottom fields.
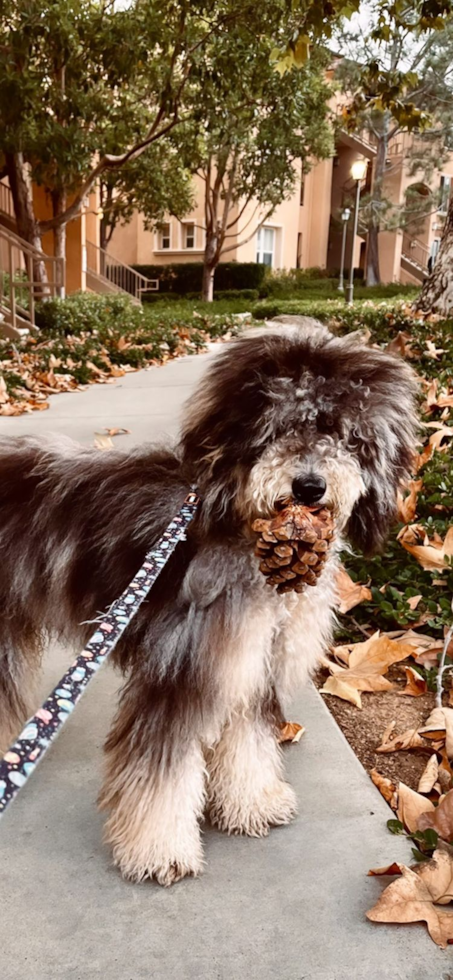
left=418, top=754, right=439, bottom=794
left=385, top=332, right=412, bottom=357
left=398, top=524, right=453, bottom=572
left=425, top=339, right=445, bottom=359
left=368, top=863, right=403, bottom=876
left=418, top=789, right=453, bottom=841
left=414, top=442, right=434, bottom=471
left=397, top=479, right=423, bottom=523
left=321, top=633, right=417, bottom=708
left=94, top=433, right=115, bottom=451
left=104, top=427, right=130, bottom=437
left=335, top=566, right=371, bottom=614
left=367, top=846, right=453, bottom=947
left=398, top=665, right=427, bottom=698
left=397, top=781, right=435, bottom=833
left=420, top=707, right=453, bottom=758
left=370, top=768, right=397, bottom=806
left=406, top=595, right=422, bottom=611
left=376, top=726, right=428, bottom=754
left=278, top=721, right=305, bottom=744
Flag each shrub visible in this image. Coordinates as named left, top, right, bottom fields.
left=130, top=261, right=267, bottom=294
left=34, top=292, right=143, bottom=336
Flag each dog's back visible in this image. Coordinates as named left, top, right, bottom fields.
left=0, top=435, right=188, bottom=749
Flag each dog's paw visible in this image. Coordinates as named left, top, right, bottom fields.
left=113, top=842, right=204, bottom=886
left=209, top=780, right=297, bottom=837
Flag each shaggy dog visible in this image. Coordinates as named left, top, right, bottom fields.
left=0, top=317, right=417, bottom=885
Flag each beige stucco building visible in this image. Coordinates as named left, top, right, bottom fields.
left=1, top=122, right=452, bottom=336
left=106, top=127, right=452, bottom=288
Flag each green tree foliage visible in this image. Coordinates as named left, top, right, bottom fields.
left=175, top=40, right=333, bottom=300
left=335, top=5, right=453, bottom=284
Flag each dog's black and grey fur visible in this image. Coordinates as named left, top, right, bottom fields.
left=0, top=318, right=417, bottom=884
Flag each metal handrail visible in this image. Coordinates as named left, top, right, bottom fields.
left=0, top=224, right=65, bottom=334
left=86, top=240, right=159, bottom=301
left=401, top=232, right=430, bottom=270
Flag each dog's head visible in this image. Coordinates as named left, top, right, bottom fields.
left=180, top=317, right=418, bottom=553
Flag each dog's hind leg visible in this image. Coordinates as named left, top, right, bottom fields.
left=0, top=644, right=40, bottom=754
left=98, top=681, right=206, bottom=886
left=207, top=702, right=297, bottom=837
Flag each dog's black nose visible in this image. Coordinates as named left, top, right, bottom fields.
left=291, top=474, right=326, bottom=505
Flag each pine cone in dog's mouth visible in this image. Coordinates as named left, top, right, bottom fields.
left=251, top=502, right=335, bottom=595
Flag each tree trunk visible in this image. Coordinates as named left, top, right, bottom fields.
left=5, top=152, right=49, bottom=296
left=202, top=231, right=219, bottom=302
left=51, top=189, right=66, bottom=298
left=366, top=127, right=387, bottom=286
left=417, top=194, right=453, bottom=313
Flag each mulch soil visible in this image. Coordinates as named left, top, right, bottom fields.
left=313, top=663, right=445, bottom=792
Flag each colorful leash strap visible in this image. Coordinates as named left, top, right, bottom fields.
left=0, top=489, right=200, bottom=818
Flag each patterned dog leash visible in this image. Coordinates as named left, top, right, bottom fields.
left=0, top=489, right=200, bottom=818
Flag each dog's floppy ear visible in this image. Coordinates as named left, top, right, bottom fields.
left=345, top=348, right=418, bottom=555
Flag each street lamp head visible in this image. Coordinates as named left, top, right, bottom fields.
left=351, top=158, right=368, bottom=182
left=341, top=207, right=351, bottom=221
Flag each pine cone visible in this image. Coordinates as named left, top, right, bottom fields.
left=252, top=503, right=335, bottom=595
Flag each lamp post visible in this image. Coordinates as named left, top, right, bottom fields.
left=346, top=158, right=368, bottom=306
left=338, top=207, right=351, bottom=291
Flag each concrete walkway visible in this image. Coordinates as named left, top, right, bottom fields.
left=0, top=354, right=448, bottom=979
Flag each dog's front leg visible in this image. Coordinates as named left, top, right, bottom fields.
left=98, top=685, right=206, bottom=886
left=207, top=705, right=297, bottom=837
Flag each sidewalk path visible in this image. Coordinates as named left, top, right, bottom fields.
left=0, top=354, right=447, bottom=979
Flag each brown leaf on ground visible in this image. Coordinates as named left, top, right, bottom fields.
left=397, top=524, right=453, bottom=572
left=367, top=846, right=453, bottom=947
left=425, top=340, right=445, bottom=359
left=397, top=479, right=423, bottom=523
left=335, top=566, right=372, bottom=614
left=417, top=754, right=439, bottom=794
left=397, top=781, right=435, bottom=832
left=418, top=789, right=453, bottom=840
left=321, top=632, right=416, bottom=708
left=420, top=707, right=453, bottom=757
left=103, top=427, right=131, bottom=437
left=278, top=721, right=305, bottom=744
left=398, top=665, right=427, bottom=698
left=94, top=433, right=115, bottom=451
left=376, top=726, right=428, bottom=754
left=368, top=863, right=403, bottom=876
left=414, top=442, right=434, bottom=471
left=370, top=768, right=397, bottom=806
left=386, top=332, right=413, bottom=357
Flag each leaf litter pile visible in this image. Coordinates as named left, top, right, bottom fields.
left=0, top=293, right=247, bottom=415
left=290, top=303, right=453, bottom=947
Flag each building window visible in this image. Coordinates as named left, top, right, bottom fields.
left=183, top=223, right=195, bottom=249
left=256, top=226, right=275, bottom=267
left=158, top=222, right=171, bottom=249
left=300, top=176, right=305, bottom=207
left=439, top=176, right=451, bottom=215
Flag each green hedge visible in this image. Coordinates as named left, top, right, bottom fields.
left=130, top=261, right=267, bottom=294
left=143, top=287, right=259, bottom=304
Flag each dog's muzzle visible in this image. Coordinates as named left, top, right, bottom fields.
left=291, top=474, right=326, bottom=506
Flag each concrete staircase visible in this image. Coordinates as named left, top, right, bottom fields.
left=0, top=181, right=158, bottom=339
left=401, top=232, right=429, bottom=283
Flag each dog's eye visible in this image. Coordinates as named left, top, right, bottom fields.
left=317, top=412, right=336, bottom=433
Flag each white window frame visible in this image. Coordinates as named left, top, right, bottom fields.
left=183, top=222, right=195, bottom=249
left=158, top=222, right=171, bottom=249
left=256, top=226, right=276, bottom=267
